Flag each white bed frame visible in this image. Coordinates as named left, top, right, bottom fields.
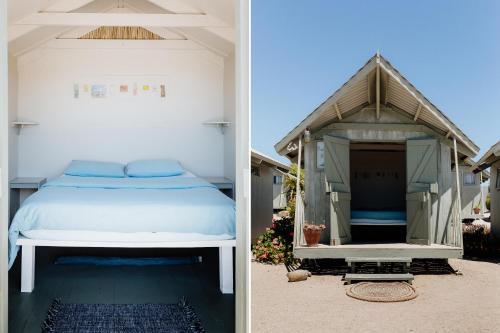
left=16, top=236, right=235, bottom=294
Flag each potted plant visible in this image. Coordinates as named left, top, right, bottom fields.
left=473, top=204, right=481, bottom=215
left=303, top=223, right=326, bottom=247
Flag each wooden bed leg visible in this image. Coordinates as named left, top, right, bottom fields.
left=21, top=245, right=35, bottom=293
left=219, top=246, right=233, bottom=294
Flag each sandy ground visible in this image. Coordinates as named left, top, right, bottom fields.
left=252, top=259, right=500, bottom=333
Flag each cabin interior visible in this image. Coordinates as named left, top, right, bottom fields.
left=5, top=1, right=237, bottom=332
left=350, top=143, right=406, bottom=244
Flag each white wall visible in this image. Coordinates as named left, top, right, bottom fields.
left=223, top=53, right=236, bottom=181
left=15, top=41, right=228, bottom=179
left=8, top=54, right=17, bottom=179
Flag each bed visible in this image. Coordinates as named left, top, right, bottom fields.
left=350, top=210, right=407, bottom=226
left=9, top=171, right=236, bottom=294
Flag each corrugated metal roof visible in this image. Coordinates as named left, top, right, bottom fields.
left=275, top=53, right=480, bottom=158
left=473, top=141, right=500, bottom=168
left=251, top=149, right=290, bottom=171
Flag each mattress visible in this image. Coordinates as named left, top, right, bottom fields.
left=350, top=210, right=407, bottom=226
left=8, top=173, right=235, bottom=269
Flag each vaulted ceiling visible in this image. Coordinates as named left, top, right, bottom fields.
left=7, top=0, right=235, bottom=56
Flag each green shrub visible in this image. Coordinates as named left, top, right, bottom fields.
left=252, top=216, right=295, bottom=265
left=486, top=194, right=491, bottom=211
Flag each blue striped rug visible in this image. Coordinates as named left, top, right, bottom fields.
left=42, top=299, right=204, bottom=333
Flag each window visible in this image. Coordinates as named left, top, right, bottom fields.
left=317, top=141, right=325, bottom=169
left=497, top=169, right=500, bottom=189
left=273, top=175, right=283, bottom=185
left=463, top=172, right=476, bottom=186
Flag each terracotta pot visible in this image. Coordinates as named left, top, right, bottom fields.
left=473, top=207, right=481, bottom=214
left=303, top=227, right=322, bottom=247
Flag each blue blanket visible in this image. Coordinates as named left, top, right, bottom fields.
left=9, top=175, right=235, bottom=269
left=351, top=210, right=407, bottom=221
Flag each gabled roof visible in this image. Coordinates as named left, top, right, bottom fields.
left=274, top=53, right=479, bottom=158
left=251, top=149, right=290, bottom=172
left=473, top=141, right=500, bottom=170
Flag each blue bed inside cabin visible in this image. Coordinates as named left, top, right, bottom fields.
left=8, top=172, right=236, bottom=269
left=350, top=210, right=407, bottom=225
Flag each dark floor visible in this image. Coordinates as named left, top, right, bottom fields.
left=351, top=225, right=406, bottom=243
left=8, top=247, right=235, bottom=333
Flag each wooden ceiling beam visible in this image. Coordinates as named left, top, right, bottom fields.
left=13, top=12, right=228, bottom=28
left=376, top=55, right=381, bottom=119
left=367, top=75, right=371, bottom=104
left=414, top=103, right=422, bottom=121
left=385, top=75, right=390, bottom=106
left=334, top=102, right=342, bottom=120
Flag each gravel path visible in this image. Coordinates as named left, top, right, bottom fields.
left=252, top=259, right=500, bottom=332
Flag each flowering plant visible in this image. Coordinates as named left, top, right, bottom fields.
left=252, top=215, right=295, bottom=265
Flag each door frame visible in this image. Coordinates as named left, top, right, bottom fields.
left=0, top=0, right=9, bottom=329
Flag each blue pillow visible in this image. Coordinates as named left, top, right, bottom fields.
left=126, top=159, right=184, bottom=177
left=64, top=160, right=126, bottom=178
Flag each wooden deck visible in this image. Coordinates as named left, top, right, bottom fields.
left=294, top=243, right=462, bottom=259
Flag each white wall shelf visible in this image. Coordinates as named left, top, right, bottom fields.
left=12, top=121, right=39, bottom=134
left=12, top=121, right=39, bottom=128
left=203, top=121, right=231, bottom=134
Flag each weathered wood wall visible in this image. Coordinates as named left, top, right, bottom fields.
left=491, top=161, right=500, bottom=239
left=452, top=165, right=485, bottom=218
left=304, top=106, right=456, bottom=246
left=251, top=164, right=274, bottom=243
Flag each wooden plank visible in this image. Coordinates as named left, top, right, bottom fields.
left=385, top=75, right=390, bottom=105
left=414, top=103, right=422, bottom=121
left=294, top=244, right=462, bottom=259
left=324, top=136, right=350, bottom=192
left=334, top=102, right=342, bottom=120
left=14, top=13, right=228, bottom=28
left=367, top=75, right=371, bottom=104
left=376, top=61, right=381, bottom=119
left=346, top=257, right=412, bottom=263
left=344, top=273, right=414, bottom=284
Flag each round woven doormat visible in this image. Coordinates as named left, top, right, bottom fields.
left=346, top=282, right=418, bottom=302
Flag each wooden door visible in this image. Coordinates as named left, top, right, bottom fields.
left=406, top=139, right=438, bottom=244
left=406, top=192, right=431, bottom=244
left=324, top=136, right=351, bottom=245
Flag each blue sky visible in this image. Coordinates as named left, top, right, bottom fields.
left=252, top=0, right=500, bottom=164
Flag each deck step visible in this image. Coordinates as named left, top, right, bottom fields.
left=346, top=257, right=412, bottom=265
left=344, top=273, right=414, bottom=284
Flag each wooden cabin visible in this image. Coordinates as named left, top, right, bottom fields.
left=474, top=141, right=500, bottom=239
left=251, top=149, right=290, bottom=242
left=452, top=160, right=489, bottom=220
left=275, top=53, right=480, bottom=260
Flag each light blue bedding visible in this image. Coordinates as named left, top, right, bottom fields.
left=351, top=210, right=407, bottom=221
left=8, top=175, right=235, bottom=269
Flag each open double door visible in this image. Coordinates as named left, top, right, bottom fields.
left=324, top=136, right=439, bottom=246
